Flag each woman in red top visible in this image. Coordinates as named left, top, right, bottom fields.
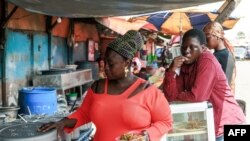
left=39, top=30, right=173, bottom=141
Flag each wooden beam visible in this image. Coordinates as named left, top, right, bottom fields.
left=0, top=5, right=18, bottom=28
left=215, top=0, right=241, bottom=23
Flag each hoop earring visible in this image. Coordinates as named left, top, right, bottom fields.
left=124, top=67, right=129, bottom=77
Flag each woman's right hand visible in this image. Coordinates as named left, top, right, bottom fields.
left=169, top=56, right=188, bottom=72
left=38, top=121, right=65, bottom=132
left=38, top=120, right=66, bottom=140
left=38, top=118, right=77, bottom=140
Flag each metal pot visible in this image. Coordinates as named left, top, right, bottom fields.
left=0, top=107, right=20, bottom=123
left=0, top=123, right=56, bottom=141
left=0, top=115, right=5, bottom=124
left=75, top=61, right=99, bottom=80
left=40, top=68, right=73, bottom=75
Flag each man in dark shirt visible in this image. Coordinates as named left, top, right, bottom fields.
left=214, top=48, right=235, bottom=84
left=203, top=22, right=235, bottom=93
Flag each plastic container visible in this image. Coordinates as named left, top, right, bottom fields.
left=66, top=93, right=78, bottom=101
left=18, top=87, right=57, bottom=115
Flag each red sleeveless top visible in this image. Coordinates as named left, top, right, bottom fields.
left=65, top=78, right=172, bottom=141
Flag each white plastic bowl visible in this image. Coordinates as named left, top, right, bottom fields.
left=65, top=65, right=78, bottom=70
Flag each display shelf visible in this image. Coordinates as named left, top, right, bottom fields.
left=33, top=69, right=93, bottom=97
left=163, top=101, right=215, bottom=141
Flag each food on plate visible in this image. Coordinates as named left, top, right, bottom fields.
left=186, top=119, right=204, bottom=129
left=119, top=133, right=145, bottom=141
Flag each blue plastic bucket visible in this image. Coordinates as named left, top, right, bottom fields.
left=19, top=87, right=57, bottom=115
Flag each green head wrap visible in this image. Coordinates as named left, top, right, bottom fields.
left=108, top=30, right=143, bottom=59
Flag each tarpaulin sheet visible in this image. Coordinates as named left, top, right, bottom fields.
left=7, top=0, right=223, bottom=17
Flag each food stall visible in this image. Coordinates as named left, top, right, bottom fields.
left=163, top=101, right=216, bottom=141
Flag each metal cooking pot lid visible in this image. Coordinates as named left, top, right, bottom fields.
left=0, top=123, right=56, bottom=141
